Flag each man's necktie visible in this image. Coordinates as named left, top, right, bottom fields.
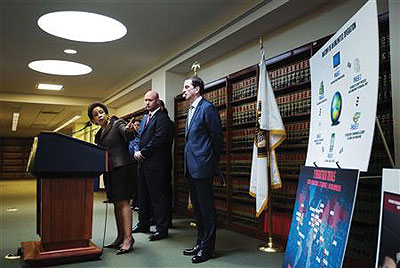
left=187, top=106, right=195, bottom=126
left=145, top=113, right=151, bottom=128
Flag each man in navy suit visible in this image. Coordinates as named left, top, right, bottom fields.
left=131, top=90, right=171, bottom=241
left=182, top=76, right=223, bottom=263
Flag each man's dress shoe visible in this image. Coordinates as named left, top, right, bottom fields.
left=148, top=232, right=168, bottom=241
left=191, top=250, right=211, bottom=264
left=183, top=245, right=200, bottom=256
left=132, top=225, right=150, bottom=233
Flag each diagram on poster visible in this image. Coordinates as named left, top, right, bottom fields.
left=282, top=166, right=359, bottom=268
left=305, top=1, right=379, bottom=171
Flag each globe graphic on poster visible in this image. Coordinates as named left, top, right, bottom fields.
left=330, top=91, right=342, bottom=125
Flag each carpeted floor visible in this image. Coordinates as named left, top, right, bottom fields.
left=0, top=179, right=284, bottom=267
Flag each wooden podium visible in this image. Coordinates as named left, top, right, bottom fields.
left=22, top=132, right=108, bottom=267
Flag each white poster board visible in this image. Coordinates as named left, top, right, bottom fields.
left=376, top=168, right=400, bottom=268
left=305, top=1, right=379, bottom=171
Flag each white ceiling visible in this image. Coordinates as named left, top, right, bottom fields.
left=0, top=0, right=332, bottom=138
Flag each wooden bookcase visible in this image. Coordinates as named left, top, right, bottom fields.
left=121, top=107, right=147, bottom=122
left=0, top=137, right=34, bottom=180
left=173, top=14, right=393, bottom=267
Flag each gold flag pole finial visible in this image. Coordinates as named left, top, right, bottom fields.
left=191, top=62, right=201, bottom=76
left=259, top=36, right=263, bottom=49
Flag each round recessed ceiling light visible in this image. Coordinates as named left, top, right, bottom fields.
left=28, top=60, right=92, bottom=76
left=38, top=11, right=127, bottom=43
left=64, top=49, right=77, bottom=54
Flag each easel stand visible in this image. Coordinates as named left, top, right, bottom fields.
left=375, top=117, right=395, bottom=168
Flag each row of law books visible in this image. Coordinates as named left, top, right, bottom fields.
left=214, top=199, right=227, bottom=212
left=269, top=59, right=310, bottom=90
left=230, top=153, right=252, bottom=166
left=346, top=225, right=377, bottom=263
left=379, top=32, right=390, bottom=61
left=175, top=118, right=186, bottom=135
left=231, top=128, right=255, bottom=150
left=231, top=76, right=257, bottom=101
left=285, top=120, right=310, bottom=144
left=269, top=59, right=310, bottom=79
left=276, top=89, right=311, bottom=104
left=203, top=87, right=227, bottom=107
left=277, top=151, right=306, bottom=162
left=272, top=193, right=296, bottom=210
left=231, top=177, right=250, bottom=191
left=278, top=163, right=304, bottom=175
left=278, top=98, right=311, bottom=118
left=231, top=214, right=258, bottom=227
left=175, top=110, right=227, bottom=133
left=356, top=181, right=381, bottom=201
left=231, top=102, right=256, bottom=126
left=176, top=99, right=190, bottom=117
left=175, top=137, right=185, bottom=152
left=231, top=166, right=252, bottom=176
left=231, top=202, right=256, bottom=219
left=263, top=211, right=292, bottom=238
left=352, top=199, right=379, bottom=223
left=378, top=70, right=392, bottom=102
left=367, top=151, right=394, bottom=175
left=219, top=110, right=227, bottom=127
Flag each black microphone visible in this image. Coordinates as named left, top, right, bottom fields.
left=72, top=121, right=92, bottom=135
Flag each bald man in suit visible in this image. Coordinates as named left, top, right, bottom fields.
left=132, top=90, right=171, bottom=241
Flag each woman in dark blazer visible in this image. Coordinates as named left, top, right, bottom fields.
left=88, top=102, right=135, bottom=255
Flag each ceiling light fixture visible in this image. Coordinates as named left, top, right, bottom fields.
left=38, top=11, right=127, bottom=43
left=64, top=49, right=77, bottom=54
left=54, top=115, right=81, bottom=132
left=12, top=112, right=20, bottom=131
left=28, top=60, right=92, bottom=76
left=37, top=83, right=64, bottom=91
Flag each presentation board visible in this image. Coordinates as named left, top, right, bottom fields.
left=283, top=166, right=359, bottom=268
left=305, top=1, right=379, bottom=172
left=376, top=169, right=400, bottom=268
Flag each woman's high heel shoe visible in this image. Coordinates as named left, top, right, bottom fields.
left=104, top=241, right=122, bottom=249
left=116, top=238, right=134, bottom=255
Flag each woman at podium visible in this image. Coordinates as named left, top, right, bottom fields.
left=88, top=102, right=136, bottom=255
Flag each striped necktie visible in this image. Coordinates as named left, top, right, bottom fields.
left=187, top=105, right=195, bottom=126
left=145, top=113, right=151, bottom=127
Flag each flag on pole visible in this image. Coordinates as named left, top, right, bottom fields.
left=249, top=40, right=286, bottom=217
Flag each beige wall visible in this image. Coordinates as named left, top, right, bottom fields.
left=116, top=96, right=145, bottom=118
left=165, top=71, right=186, bottom=121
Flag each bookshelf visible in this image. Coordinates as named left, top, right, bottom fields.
left=0, top=138, right=34, bottom=180
left=173, top=14, right=393, bottom=267
left=121, top=107, right=147, bottom=122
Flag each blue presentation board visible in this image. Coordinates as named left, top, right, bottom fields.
left=282, top=166, right=359, bottom=268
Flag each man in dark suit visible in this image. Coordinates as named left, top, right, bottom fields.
left=132, top=90, right=171, bottom=241
left=182, top=76, right=223, bottom=263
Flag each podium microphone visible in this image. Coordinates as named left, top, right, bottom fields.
left=72, top=121, right=92, bottom=135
